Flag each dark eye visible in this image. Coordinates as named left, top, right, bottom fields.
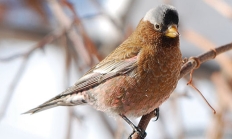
left=155, top=24, right=160, bottom=30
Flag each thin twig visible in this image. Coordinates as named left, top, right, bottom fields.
left=187, top=70, right=216, bottom=114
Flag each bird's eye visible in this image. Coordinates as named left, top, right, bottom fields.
left=155, top=24, right=160, bottom=30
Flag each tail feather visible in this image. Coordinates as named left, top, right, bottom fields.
left=23, top=92, right=88, bottom=114
left=23, top=94, right=64, bottom=114
left=22, top=102, right=58, bottom=114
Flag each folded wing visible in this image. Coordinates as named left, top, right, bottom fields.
left=23, top=56, right=138, bottom=114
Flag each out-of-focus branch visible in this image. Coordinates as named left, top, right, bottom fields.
left=211, top=73, right=232, bottom=113
left=130, top=42, right=232, bottom=139
left=65, top=108, right=73, bottom=139
left=0, top=29, right=66, bottom=62
left=203, top=0, right=232, bottom=19
left=162, top=0, right=172, bottom=5
left=61, top=0, right=102, bottom=61
left=62, top=34, right=73, bottom=139
left=0, top=58, right=28, bottom=120
left=206, top=73, right=227, bottom=139
left=90, top=0, right=136, bottom=42
left=48, top=0, right=99, bottom=66
left=48, top=0, right=104, bottom=66
left=0, top=28, right=67, bottom=121
left=90, top=0, right=122, bottom=31
left=114, top=118, right=125, bottom=139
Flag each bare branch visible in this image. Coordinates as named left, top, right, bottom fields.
left=131, top=110, right=156, bottom=139
left=180, top=42, right=232, bottom=78
left=183, top=29, right=232, bottom=79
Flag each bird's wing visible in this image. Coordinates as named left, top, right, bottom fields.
left=61, top=56, right=138, bottom=96
left=23, top=53, right=139, bottom=114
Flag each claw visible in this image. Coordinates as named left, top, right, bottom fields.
left=134, top=127, right=147, bottom=138
left=154, top=108, right=159, bottom=121
left=129, top=128, right=147, bottom=139
left=120, top=114, right=147, bottom=139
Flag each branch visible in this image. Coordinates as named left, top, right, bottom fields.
left=62, top=0, right=103, bottom=61
left=179, top=42, right=232, bottom=78
left=203, top=0, right=232, bottom=19
left=130, top=42, right=232, bottom=139
left=0, top=28, right=66, bottom=121
left=48, top=0, right=97, bottom=66
left=0, top=29, right=66, bottom=62
left=183, top=29, right=232, bottom=79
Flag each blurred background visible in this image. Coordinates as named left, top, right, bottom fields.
left=0, top=0, right=232, bottom=139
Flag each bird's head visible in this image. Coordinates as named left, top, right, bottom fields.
left=143, top=5, right=179, bottom=38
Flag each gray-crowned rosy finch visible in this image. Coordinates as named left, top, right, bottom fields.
left=24, top=4, right=182, bottom=138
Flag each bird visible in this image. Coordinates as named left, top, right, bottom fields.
left=24, top=4, right=182, bottom=138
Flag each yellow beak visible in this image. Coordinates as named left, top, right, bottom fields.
left=165, top=25, right=179, bottom=38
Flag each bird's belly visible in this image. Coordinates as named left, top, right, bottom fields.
left=88, top=69, right=179, bottom=117
left=123, top=72, right=179, bottom=117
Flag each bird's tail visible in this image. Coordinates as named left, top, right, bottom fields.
left=23, top=90, right=88, bottom=114
left=22, top=95, right=64, bottom=114
left=23, top=102, right=58, bottom=114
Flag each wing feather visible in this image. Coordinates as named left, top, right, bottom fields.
left=23, top=47, right=140, bottom=114
left=61, top=56, right=138, bottom=96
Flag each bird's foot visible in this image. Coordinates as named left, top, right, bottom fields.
left=128, top=126, right=147, bottom=139
left=120, top=114, right=147, bottom=139
left=153, top=107, right=159, bottom=121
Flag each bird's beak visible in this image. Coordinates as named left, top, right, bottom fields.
left=165, top=25, right=179, bottom=38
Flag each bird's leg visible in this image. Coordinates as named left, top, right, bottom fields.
left=119, top=114, right=147, bottom=139
left=153, top=107, right=159, bottom=121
